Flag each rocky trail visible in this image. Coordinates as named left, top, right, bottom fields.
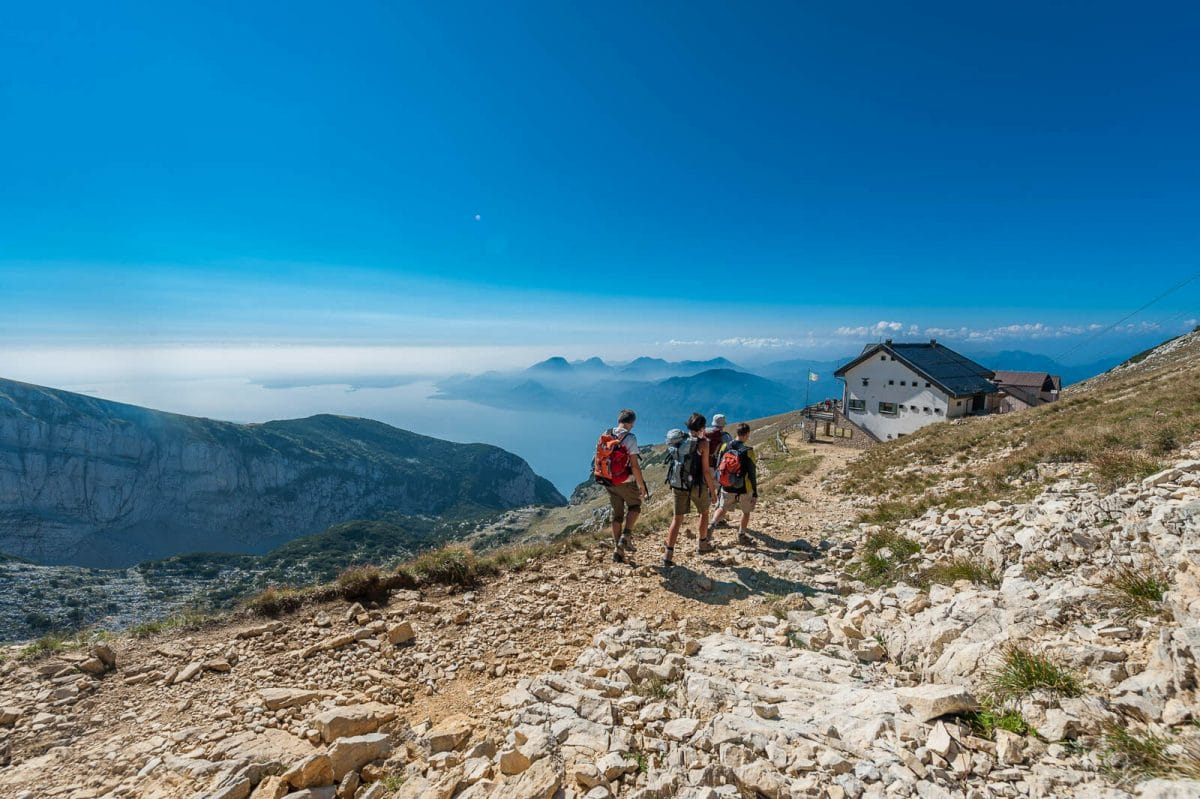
left=2, top=440, right=1199, bottom=799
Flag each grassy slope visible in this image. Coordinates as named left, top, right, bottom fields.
left=840, top=330, right=1200, bottom=522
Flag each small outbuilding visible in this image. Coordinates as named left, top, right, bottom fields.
left=993, top=370, right=1061, bottom=412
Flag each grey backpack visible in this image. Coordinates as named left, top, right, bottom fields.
left=666, top=436, right=702, bottom=491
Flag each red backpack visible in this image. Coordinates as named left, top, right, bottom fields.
left=717, top=443, right=747, bottom=491
left=593, top=429, right=631, bottom=485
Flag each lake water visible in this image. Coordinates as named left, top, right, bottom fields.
left=61, top=378, right=602, bottom=495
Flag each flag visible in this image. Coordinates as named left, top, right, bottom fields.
left=807, top=371, right=819, bottom=382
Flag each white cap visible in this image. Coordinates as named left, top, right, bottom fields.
left=713, top=413, right=727, bottom=427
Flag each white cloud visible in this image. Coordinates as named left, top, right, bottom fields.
left=834, top=320, right=1163, bottom=343
left=716, top=337, right=799, bottom=349
left=834, top=320, right=907, bottom=337
left=1184, top=319, right=1198, bottom=329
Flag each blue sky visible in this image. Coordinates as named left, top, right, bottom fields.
left=2, top=1, right=1199, bottom=382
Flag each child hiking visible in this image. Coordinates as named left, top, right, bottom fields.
left=662, top=412, right=718, bottom=571
left=593, top=408, right=648, bottom=563
left=709, top=422, right=759, bottom=546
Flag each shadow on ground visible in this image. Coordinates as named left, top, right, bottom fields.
left=657, top=563, right=749, bottom=606
left=729, top=566, right=823, bottom=597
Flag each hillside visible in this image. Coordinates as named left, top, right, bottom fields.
left=0, top=378, right=565, bottom=568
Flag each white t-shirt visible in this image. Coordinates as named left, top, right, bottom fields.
left=613, top=425, right=639, bottom=457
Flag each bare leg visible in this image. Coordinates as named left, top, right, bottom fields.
left=698, top=509, right=710, bottom=540
left=666, top=514, right=683, bottom=550
left=740, top=510, right=751, bottom=532
left=625, top=508, right=640, bottom=533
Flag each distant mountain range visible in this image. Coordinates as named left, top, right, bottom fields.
left=435, top=349, right=1122, bottom=444
left=0, top=377, right=564, bottom=568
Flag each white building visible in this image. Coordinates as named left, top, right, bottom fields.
left=834, top=339, right=999, bottom=441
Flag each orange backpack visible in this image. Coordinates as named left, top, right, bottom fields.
left=593, top=429, right=631, bottom=485
left=717, top=445, right=747, bottom=491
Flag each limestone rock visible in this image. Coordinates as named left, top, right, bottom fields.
left=327, top=733, right=391, bottom=780
left=428, top=713, right=474, bottom=753
left=282, top=753, right=334, bottom=789
left=895, top=685, right=979, bottom=722
left=313, top=703, right=397, bottom=743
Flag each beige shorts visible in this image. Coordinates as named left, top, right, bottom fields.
left=719, top=490, right=755, bottom=514
left=672, top=485, right=711, bottom=516
left=606, top=481, right=641, bottom=524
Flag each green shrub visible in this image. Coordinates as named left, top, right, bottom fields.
left=987, top=644, right=1082, bottom=702
left=964, top=704, right=1036, bottom=738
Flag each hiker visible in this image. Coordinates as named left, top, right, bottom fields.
left=704, top=413, right=733, bottom=526
left=593, top=408, right=648, bottom=562
left=709, top=422, right=759, bottom=546
left=663, top=412, right=718, bottom=570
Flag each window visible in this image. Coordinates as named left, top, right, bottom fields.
left=880, top=355, right=886, bottom=361
left=878, top=401, right=898, bottom=416
left=888, top=379, right=895, bottom=385
left=847, top=398, right=866, bottom=412
left=910, top=405, right=919, bottom=411
left=923, top=407, right=931, bottom=413
left=861, top=378, right=869, bottom=387
left=956, top=400, right=962, bottom=407
left=900, top=380, right=906, bottom=386
left=925, top=382, right=931, bottom=388
left=935, top=408, right=943, bottom=415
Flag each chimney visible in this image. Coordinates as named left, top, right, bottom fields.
left=884, top=338, right=893, bottom=345
left=929, top=338, right=937, bottom=346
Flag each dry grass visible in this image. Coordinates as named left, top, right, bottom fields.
left=839, top=332, right=1200, bottom=527
left=921, top=558, right=1000, bottom=589
left=1101, top=724, right=1200, bottom=784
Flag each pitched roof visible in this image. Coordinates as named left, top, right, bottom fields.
left=835, top=341, right=998, bottom=398
left=993, top=371, right=1061, bottom=392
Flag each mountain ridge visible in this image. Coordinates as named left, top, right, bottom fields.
left=0, top=377, right=565, bottom=568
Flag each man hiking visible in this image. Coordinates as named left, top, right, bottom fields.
left=704, top=413, right=733, bottom=526
left=663, top=412, right=718, bottom=571
left=709, top=422, right=759, bottom=546
left=593, top=408, right=648, bottom=563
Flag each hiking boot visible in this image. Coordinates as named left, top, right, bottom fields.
left=712, top=519, right=730, bottom=529
left=619, top=534, right=636, bottom=553
left=697, top=538, right=716, bottom=554
left=661, top=557, right=675, bottom=574
left=737, top=531, right=754, bottom=546
left=612, top=548, right=624, bottom=563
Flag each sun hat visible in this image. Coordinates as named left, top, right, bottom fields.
left=712, top=413, right=727, bottom=428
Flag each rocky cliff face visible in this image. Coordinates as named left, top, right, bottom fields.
left=0, top=378, right=565, bottom=567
